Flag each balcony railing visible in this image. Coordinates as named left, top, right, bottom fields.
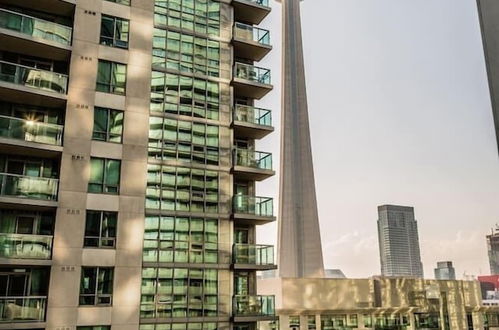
left=234, top=22, right=270, bottom=45
left=234, top=62, right=271, bottom=85
left=0, top=8, right=72, bottom=46
left=233, top=295, right=275, bottom=317
left=233, top=244, right=274, bottom=266
left=233, top=195, right=273, bottom=217
left=234, top=105, right=272, bottom=127
left=0, top=60, right=68, bottom=94
left=0, top=115, right=63, bottom=146
left=0, top=296, right=46, bottom=322
left=234, top=148, right=272, bottom=170
left=0, top=233, right=53, bottom=259
left=0, top=173, right=58, bottom=201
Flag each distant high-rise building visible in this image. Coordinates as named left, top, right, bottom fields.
left=434, top=261, right=456, bottom=280
left=324, top=269, right=347, bottom=279
left=377, top=205, right=424, bottom=278
left=487, top=227, right=499, bottom=275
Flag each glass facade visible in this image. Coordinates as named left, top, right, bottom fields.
left=141, top=267, right=218, bottom=318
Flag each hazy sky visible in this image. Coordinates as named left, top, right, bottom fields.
left=254, top=0, right=499, bottom=279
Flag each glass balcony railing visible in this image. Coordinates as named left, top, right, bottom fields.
left=0, top=233, right=53, bottom=259
left=233, top=295, right=275, bottom=317
left=0, top=60, right=68, bottom=94
left=233, top=244, right=274, bottom=266
left=233, top=195, right=274, bottom=217
left=0, top=8, right=72, bottom=46
left=234, top=62, right=271, bottom=85
left=234, top=148, right=272, bottom=170
left=234, top=22, right=270, bottom=45
left=0, top=296, right=46, bottom=322
left=0, top=173, right=58, bottom=201
left=0, top=115, right=63, bottom=146
left=234, top=104, right=272, bottom=127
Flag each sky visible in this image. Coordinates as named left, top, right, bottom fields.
left=254, top=0, right=499, bottom=279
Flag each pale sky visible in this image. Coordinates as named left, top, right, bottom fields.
left=254, top=0, right=499, bottom=279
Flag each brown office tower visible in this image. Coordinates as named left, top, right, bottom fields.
left=0, top=0, right=277, bottom=329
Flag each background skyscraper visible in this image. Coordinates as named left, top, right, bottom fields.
left=377, top=205, right=424, bottom=278
left=487, top=228, right=499, bottom=275
left=434, top=261, right=457, bottom=280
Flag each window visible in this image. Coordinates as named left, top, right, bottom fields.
left=100, top=15, right=129, bottom=48
left=140, top=323, right=222, bottom=330
left=88, top=158, right=121, bottom=194
left=140, top=267, right=217, bottom=318
left=77, top=327, right=111, bottom=330
left=150, top=72, right=219, bottom=120
left=146, top=165, right=218, bottom=212
left=93, top=107, right=124, bottom=143
left=105, top=0, right=130, bottom=5
left=152, top=29, right=220, bottom=77
left=307, top=316, right=316, bottom=330
left=289, top=316, right=300, bottom=330
left=84, top=211, right=117, bottom=248
left=96, top=60, right=126, bottom=95
left=154, top=0, right=220, bottom=36
left=148, top=117, right=219, bottom=165
left=80, top=267, right=114, bottom=305
left=143, top=216, right=218, bottom=263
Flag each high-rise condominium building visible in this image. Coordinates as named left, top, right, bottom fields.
left=487, top=228, right=499, bottom=275
left=377, top=205, right=424, bottom=278
left=0, top=0, right=276, bottom=329
left=434, top=261, right=456, bottom=280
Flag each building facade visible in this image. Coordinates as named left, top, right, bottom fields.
left=434, top=262, right=456, bottom=281
left=0, top=0, right=276, bottom=329
left=377, top=205, right=424, bottom=278
left=486, top=229, right=499, bottom=275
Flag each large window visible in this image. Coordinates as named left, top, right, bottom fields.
left=96, top=60, right=127, bottom=95
left=148, top=116, right=219, bottom=165
left=93, top=107, right=124, bottom=143
left=105, top=0, right=130, bottom=5
left=146, top=165, right=218, bottom=212
left=150, top=72, right=219, bottom=120
left=143, top=216, right=218, bottom=263
left=152, top=29, right=219, bottom=77
left=140, top=267, right=218, bottom=318
left=100, top=15, right=129, bottom=48
left=140, top=323, right=223, bottom=330
left=154, top=0, right=220, bottom=36
left=88, top=158, right=121, bottom=194
left=84, top=211, right=117, bottom=248
left=80, top=267, right=114, bottom=306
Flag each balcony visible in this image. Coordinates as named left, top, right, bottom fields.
left=233, top=104, right=273, bottom=139
left=0, top=296, right=46, bottom=322
left=0, top=60, right=68, bottom=97
left=233, top=148, right=274, bottom=181
left=233, top=62, right=272, bottom=99
left=0, top=115, right=63, bottom=149
left=0, top=173, right=58, bottom=202
left=233, top=244, right=276, bottom=270
left=232, top=195, right=275, bottom=225
left=233, top=23, right=271, bottom=61
left=0, top=233, right=53, bottom=260
left=232, top=0, right=271, bottom=25
left=233, top=295, right=275, bottom=322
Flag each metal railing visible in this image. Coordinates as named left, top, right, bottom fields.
left=0, top=233, right=53, bottom=259
left=234, top=104, right=272, bottom=127
left=0, top=296, right=46, bottom=322
left=234, top=62, right=271, bottom=85
left=232, top=195, right=273, bottom=217
left=0, top=60, right=68, bottom=94
left=0, top=8, right=72, bottom=46
left=233, top=244, right=274, bottom=266
left=0, top=115, right=63, bottom=146
left=233, top=148, right=272, bottom=170
left=233, top=295, right=275, bottom=317
left=234, top=22, right=270, bottom=45
left=0, top=173, right=58, bottom=200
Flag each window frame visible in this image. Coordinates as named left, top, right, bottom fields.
left=88, top=157, right=121, bottom=194
left=84, top=210, right=118, bottom=249
left=96, top=60, right=127, bottom=95
left=100, top=14, right=130, bottom=49
left=79, top=267, right=114, bottom=306
left=92, top=107, right=124, bottom=143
